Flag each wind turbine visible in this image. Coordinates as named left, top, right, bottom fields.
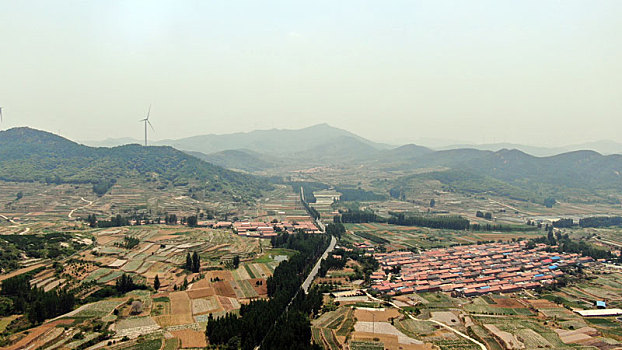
left=0, top=106, right=3, bottom=123
left=139, top=105, right=154, bottom=146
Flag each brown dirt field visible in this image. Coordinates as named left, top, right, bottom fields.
left=248, top=278, right=268, bottom=296
left=527, top=299, right=559, bottom=309
left=189, top=278, right=211, bottom=290
left=213, top=281, right=237, bottom=298
left=148, top=234, right=179, bottom=242
left=153, top=292, right=169, bottom=299
left=3, top=319, right=73, bottom=350
left=95, top=234, right=124, bottom=245
left=217, top=296, right=240, bottom=312
left=350, top=332, right=434, bottom=350
left=143, top=262, right=163, bottom=279
left=205, top=270, right=233, bottom=282
left=143, top=244, right=160, bottom=256
left=154, top=314, right=194, bottom=327
left=170, top=291, right=191, bottom=314
left=0, top=263, right=51, bottom=282
left=354, top=308, right=401, bottom=322
left=492, top=297, right=525, bottom=308
left=170, top=329, right=207, bottom=348
left=187, top=287, right=215, bottom=299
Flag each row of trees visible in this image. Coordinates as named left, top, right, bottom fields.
left=335, top=209, right=535, bottom=232
left=476, top=211, right=493, bottom=220
left=206, top=232, right=329, bottom=349
left=334, top=209, right=380, bottom=223
left=388, top=212, right=470, bottom=230
left=579, top=216, right=622, bottom=228
left=85, top=214, right=130, bottom=228
left=530, top=233, right=620, bottom=262
left=325, top=222, right=346, bottom=239
left=185, top=252, right=201, bottom=273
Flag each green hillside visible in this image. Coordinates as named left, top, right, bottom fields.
left=0, top=127, right=272, bottom=198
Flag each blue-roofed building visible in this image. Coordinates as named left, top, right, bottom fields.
left=596, top=301, right=606, bottom=309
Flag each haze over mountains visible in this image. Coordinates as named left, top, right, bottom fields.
left=82, top=124, right=622, bottom=158
left=6, top=125, right=622, bottom=205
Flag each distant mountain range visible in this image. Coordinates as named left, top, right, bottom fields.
left=437, top=140, right=622, bottom=157
left=82, top=124, right=622, bottom=158
left=0, top=127, right=271, bottom=198
left=62, top=124, right=622, bottom=203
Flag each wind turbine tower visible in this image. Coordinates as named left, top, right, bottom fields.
left=139, top=105, right=154, bottom=146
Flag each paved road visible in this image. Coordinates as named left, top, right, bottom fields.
left=363, top=291, right=488, bottom=350
left=302, top=235, right=336, bottom=293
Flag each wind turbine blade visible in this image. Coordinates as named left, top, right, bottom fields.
left=147, top=105, right=151, bottom=120
left=148, top=120, right=155, bottom=131
left=0, top=107, right=3, bottom=122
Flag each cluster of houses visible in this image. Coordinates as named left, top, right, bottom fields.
left=206, top=219, right=321, bottom=238
left=371, top=241, right=594, bottom=297
left=353, top=241, right=375, bottom=253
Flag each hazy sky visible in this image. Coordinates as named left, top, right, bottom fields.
left=1, top=1, right=621, bottom=146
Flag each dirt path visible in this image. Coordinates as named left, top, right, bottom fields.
left=0, top=214, right=17, bottom=224
left=68, top=197, right=94, bottom=218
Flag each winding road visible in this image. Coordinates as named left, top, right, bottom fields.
left=68, top=197, right=94, bottom=218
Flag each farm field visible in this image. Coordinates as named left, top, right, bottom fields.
left=344, top=222, right=544, bottom=251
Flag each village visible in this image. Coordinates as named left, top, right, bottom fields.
left=371, top=241, right=593, bottom=296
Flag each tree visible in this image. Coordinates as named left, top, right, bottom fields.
left=192, top=252, right=200, bottom=273
left=154, top=275, right=160, bottom=290
left=544, top=197, right=556, bottom=208
left=429, top=199, right=435, bottom=208
left=185, top=253, right=192, bottom=271
left=232, top=255, right=240, bottom=269
left=187, top=215, right=198, bottom=227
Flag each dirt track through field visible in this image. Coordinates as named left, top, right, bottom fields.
left=68, top=197, right=94, bottom=218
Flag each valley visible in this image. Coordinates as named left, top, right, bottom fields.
left=1, top=126, right=622, bottom=350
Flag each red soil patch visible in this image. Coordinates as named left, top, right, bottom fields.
left=4, top=319, right=73, bottom=350
left=205, top=270, right=233, bottom=282
left=217, top=296, right=238, bottom=312
left=492, top=297, right=525, bottom=308
left=248, top=278, right=268, bottom=296
left=187, top=287, right=215, bottom=299
left=527, top=299, right=559, bottom=309
left=213, top=281, right=236, bottom=298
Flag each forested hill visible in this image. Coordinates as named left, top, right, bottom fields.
left=389, top=148, right=622, bottom=204
left=0, top=127, right=272, bottom=198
